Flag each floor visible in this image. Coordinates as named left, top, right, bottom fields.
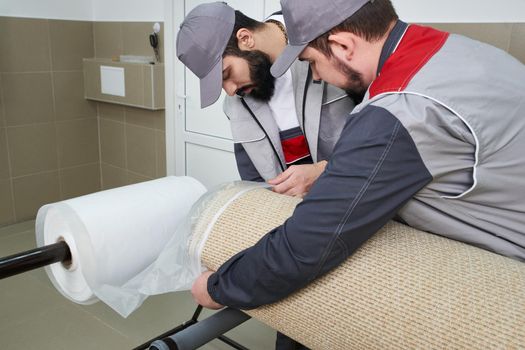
left=0, top=221, right=275, bottom=350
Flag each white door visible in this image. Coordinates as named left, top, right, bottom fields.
left=170, top=0, right=281, bottom=190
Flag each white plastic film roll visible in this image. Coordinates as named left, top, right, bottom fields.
left=35, top=176, right=206, bottom=314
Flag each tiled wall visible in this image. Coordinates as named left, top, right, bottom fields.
left=0, top=17, right=99, bottom=226
left=97, top=103, right=166, bottom=189
left=93, top=22, right=166, bottom=190
left=0, top=18, right=167, bottom=227
left=0, top=19, right=524, bottom=227
left=428, top=23, right=525, bottom=63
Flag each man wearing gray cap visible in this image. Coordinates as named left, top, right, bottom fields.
left=192, top=0, right=525, bottom=319
left=177, top=2, right=354, bottom=197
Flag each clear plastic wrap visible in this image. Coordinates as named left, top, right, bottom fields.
left=106, top=181, right=269, bottom=317
left=35, top=176, right=207, bottom=317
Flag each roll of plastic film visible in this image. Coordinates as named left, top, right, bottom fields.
left=35, top=176, right=206, bottom=309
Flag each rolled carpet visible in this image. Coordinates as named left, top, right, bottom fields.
left=193, top=185, right=525, bottom=349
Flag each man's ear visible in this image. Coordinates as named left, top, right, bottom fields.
left=236, top=28, right=256, bottom=51
left=328, top=32, right=356, bottom=61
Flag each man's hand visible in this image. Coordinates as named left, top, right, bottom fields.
left=268, top=161, right=327, bottom=197
left=191, top=271, right=224, bottom=309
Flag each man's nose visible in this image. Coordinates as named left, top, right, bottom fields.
left=311, top=66, right=321, bottom=81
left=222, top=81, right=237, bottom=96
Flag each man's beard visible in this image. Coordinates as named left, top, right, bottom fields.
left=235, top=50, right=275, bottom=102
left=333, top=56, right=367, bottom=104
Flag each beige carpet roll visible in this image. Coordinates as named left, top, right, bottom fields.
left=195, top=186, right=525, bottom=349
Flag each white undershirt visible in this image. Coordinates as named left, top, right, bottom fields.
left=268, top=69, right=300, bottom=131
left=266, top=15, right=300, bottom=132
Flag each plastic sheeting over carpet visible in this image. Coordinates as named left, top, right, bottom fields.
left=194, top=184, right=525, bottom=349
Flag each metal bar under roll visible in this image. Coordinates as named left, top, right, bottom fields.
left=216, top=334, right=250, bottom=350
left=133, top=306, right=204, bottom=350
left=0, top=241, right=71, bottom=279
left=149, top=308, right=251, bottom=350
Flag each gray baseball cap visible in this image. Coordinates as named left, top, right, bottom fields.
left=271, top=0, right=371, bottom=78
left=176, top=2, right=235, bottom=108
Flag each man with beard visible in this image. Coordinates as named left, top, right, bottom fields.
left=177, top=3, right=355, bottom=348
left=177, top=2, right=355, bottom=198
left=191, top=0, right=525, bottom=331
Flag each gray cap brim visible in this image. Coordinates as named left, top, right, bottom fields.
left=271, top=43, right=307, bottom=78
left=200, top=58, right=223, bottom=108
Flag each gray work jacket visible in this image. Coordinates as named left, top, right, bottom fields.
left=354, top=24, right=525, bottom=260
left=223, top=60, right=355, bottom=181
left=207, top=21, right=525, bottom=311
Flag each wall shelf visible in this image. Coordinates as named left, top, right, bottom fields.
left=83, top=58, right=165, bottom=110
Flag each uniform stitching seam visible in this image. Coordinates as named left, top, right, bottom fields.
left=313, top=120, right=401, bottom=278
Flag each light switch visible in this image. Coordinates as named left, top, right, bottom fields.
left=100, top=66, right=126, bottom=97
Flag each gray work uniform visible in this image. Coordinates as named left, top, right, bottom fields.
left=208, top=21, right=525, bottom=309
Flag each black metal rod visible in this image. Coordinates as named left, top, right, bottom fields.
left=133, top=319, right=198, bottom=350
left=132, top=306, right=203, bottom=350
left=0, top=241, right=71, bottom=279
left=217, top=335, right=251, bottom=350
left=149, top=308, right=251, bottom=350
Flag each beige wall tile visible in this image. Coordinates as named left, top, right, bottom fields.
left=0, top=74, right=4, bottom=128
left=509, top=24, right=525, bottom=64
left=49, top=20, right=94, bottom=71
left=157, top=111, right=165, bottom=131
left=125, top=107, right=164, bottom=130
left=94, top=22, right=123, bottom=59
left=0, top=179, right=15, bottom=226
left=0, top=128, right=10, bottom=180
left=122, top=64, right=144, bottom=106
left=0, top=17, right=51, bottom=72
left=126, top=124, right=155, bottom=178
left=83, top=59, right=102, bottom=101
left=127, top=171, right=152, bottom=185
left=143, top=66, right=153, bottom=108
left=98, top=102, right=125, bottom=122
left=153, top=64, right=165, bottom=108
left=60, top=164, right=101, bottom=199
left=7, top=124, right=58, bottom=177
left=12, top=171, right=60, bottom=221
left=2, top=73, right=55, bottom=126
left=123, top=22, right=164, bottom=62
left=56, top=119, right=99, bottom=168
left=155, top=130, right=166, bottom=178
left=141, top=64, right=165, bottom=110
left=101, top=163, right=127, bottom=190
left=429, top=23, right=512, bottom=51
left=122, top=22, right=157, bottom=59
left=53, top=71, right=97, bottom=120
left=100, top=119, right=126, bottom=168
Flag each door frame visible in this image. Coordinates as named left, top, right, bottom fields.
left=164, top=0, right=235, bottom=177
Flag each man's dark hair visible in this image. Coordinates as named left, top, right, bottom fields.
left=223, top=10, right=264, bottom=57
left=309, top=0, right=398, bottom=57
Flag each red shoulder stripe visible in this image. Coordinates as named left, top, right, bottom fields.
left=369, top=25, right=449, bottom=99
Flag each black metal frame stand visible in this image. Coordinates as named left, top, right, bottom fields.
left=133, top=305, right=251, bottom=350
left=147, top=306, right=251, bottom=350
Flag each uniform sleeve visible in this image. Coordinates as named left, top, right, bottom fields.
left=233, top=143, right=265, bottom=182
left=208, top=105, right=433, bottom=309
